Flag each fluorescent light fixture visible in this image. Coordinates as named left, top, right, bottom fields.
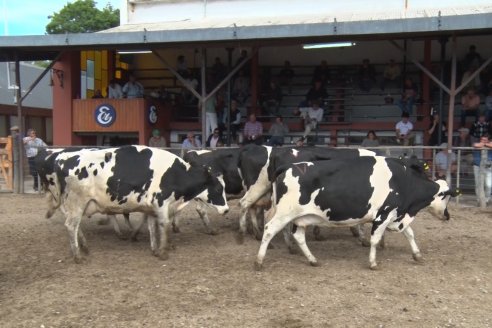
left=117, top=50, right=152, bottom=54
left=303, top=42, right=356, bottom=49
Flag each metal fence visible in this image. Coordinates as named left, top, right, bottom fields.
left=16, top=145, right=491, bottom=208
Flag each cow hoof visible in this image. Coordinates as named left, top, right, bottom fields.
left=288, top=246, right=298, bottom=255
left=117, top=234, right=128, bottom=241
left=152, top=249, right=159, bottom=257
left=158, top=252, right=169, bottom=261
left=73, top=256, right=84, bottom=264
left=369, top=263, right=379, bottom=270
left=165, top=244, right=176, bottom=251
left=361, top=239, right=371, bottom=247
left=413, top=252, right=423, bottom=262
left=207, top=229, right=219, bottom=236
left=350, top=226, right=360, bottom=237
left=254, top=231, right=263, bottom=241
left=80, top=245, right=90, bottom=255
left=235, top=233, right=245, bottom=245
left=254, top=261, right=263, bottom=271
left=309, top=260, right=320, bottom=267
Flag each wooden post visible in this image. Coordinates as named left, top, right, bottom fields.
left=445, top=36, right=457, bottom=186
left=200, top=48, right=207, bottom=147
left=251, top=47, right=259, bottom=115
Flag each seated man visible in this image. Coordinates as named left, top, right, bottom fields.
left=434, top=143, right=457, bottom=179
left=268, top=115, right=289, bottom=146
left=206, top=128, right=224, bottom=148
left=380, top=59, right=401, bottom=91
left=461, top=88, right=481, bottom=127
left=395, top=112, right=414, bottom=146
left=298, top=100, right=324, bottom=141
left=182, top=132, right=201, bottom=149
left=243, top=114, right=263, bottom=145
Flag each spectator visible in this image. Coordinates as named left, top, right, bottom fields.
left=380, top=59, right=401, bottom=91
left=262, top=80, right=283, bottom=116
left=453, top=127, right=473, bottom=176
left=361, top=130, right=380, bottom=148
left=434, top=143, right=457, bottom=179
left=232, top=69, right=250, bottom=105
left=395, top=112, right=414, bottom=146
left=397, top=78, right=417, bottom=115
left=122, top=74, right=144, bottom=99
left=243, top=113, right=263, bottom=145
left=358, top=59, right=376, bottom=92
left=472, top=135, right=492, bottom=206
left=235, top=50, right=250, bottom=77
left=305, top=80, right=328, bottom=106
left=461, top=64, right=481, bottom=91
left=23, top=129, right=47, bottom=191
left=206, top=128, right=224, bottom=148
left=298, top=100, right=324, bottom=141
left=211, top=57, right=227, bottom=86
left=176, top=55, right=187, bottom=77
left=182, top=69, right=199, bottom=105
left=427, top=112, right=446, bottom=146
left=460, top=88, right=481, bottom=127
left=485, top=89, right=492, bottom=121
left=278, top=60, right=295, bottom=94
left=469, top=113, right=491, bottom=143
left=312, top=60, right=330, bottom=86
left=107, top=79, right=123, bottom=99
left=182, top=132, right=201, bottom=149
left=229, top=99, right=242, bottom=144
left=268, top=115, right=289, bottom=146
left=205, top=94, right=218, bottom=139
left=92, top=89, right=103, bottom=99
left=463, top=45, right=482, bottom=71
left=149, top=129, right=167, bottom=147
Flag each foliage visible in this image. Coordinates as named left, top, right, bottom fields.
left=46, top=0, right=119, bottom=34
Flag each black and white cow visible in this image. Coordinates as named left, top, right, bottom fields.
left=237, top=145, right=376, bottom=242
left=255, top=156, right=458, bottom=270
left=35, top=148, right=134, bottom=238
left=44, top=145, right=228, bottom=263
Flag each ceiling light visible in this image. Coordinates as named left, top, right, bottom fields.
left=117, top=50, right=152, bottom=54
left=303, top=42, right=356, bottom=49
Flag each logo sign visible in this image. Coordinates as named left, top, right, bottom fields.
left=94, top=104, right=116, bottom=127
left=148, top=105, right=158, bottom=124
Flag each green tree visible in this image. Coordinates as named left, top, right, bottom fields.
left=46, top=0, right=119, bottom=34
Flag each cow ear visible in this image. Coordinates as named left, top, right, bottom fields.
left=446, top=188, right=461, bottom=197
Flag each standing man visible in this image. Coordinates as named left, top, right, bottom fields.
left=122, top=74, right=144, bottom=99
left=23, top=129, right=47, bottom=191
left=472, top=135, right=492, bottom=206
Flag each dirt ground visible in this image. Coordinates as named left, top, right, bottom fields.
left=0, top=193, right=491, bottom=328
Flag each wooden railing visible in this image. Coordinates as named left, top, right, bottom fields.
left=0, top=136, right=13, bottom=191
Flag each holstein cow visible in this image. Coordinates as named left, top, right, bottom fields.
left=46, top=145, right=228, bottom=263
left=179, top=148, right=243, bottom=234
left=237, top=145, right=376, bottom=242
left=35, top=148, right=134, bottom=238
left=255, top=156, right=458, bottom=270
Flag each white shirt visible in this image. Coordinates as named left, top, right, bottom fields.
left=396, top=120, right=413, bottom=136
left=108, top=83, right=123, bottom=99
left=122, top=81, right=144, bottom=98
left=435, top=151, right=456, bottom=170
left=300, top=107, right=324, bottom=123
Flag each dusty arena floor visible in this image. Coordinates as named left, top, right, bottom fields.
left=0, top=194, right=491, bottom=328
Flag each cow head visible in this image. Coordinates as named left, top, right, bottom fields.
left=194, top=165, right=229, bottom=215
left=428, top=180, right=460, bottom=220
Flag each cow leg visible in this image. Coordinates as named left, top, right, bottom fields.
left=77, top=228, right=89, bottom=255
left=313, top=226, right=325, bottom=241
left=64, top=214, right=84, bottom=263
left=292, top=225, right=319, bottom=266
left=255, top=216, right=291, bottom=270
left=196, top=202, right=218, bottom=235
left=402, top=226, right=422, bottom=262
left=368, top=211, right=394, bottom=270
left=236, top=210, right=248, bottom=244
left=131, top=214, right=147, bottom=242
left=282, top=223, right=297, bottom=254
left=147, top=215, right=158, bottom=256
left=107, top=215, right=124, bottom=239
left=250, top=207, right=264, bottom=240
left=155, top=210, right=171, bottom=260
left=238, top=186, right=270, bottom=244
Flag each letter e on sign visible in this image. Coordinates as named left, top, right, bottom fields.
left=148, top=105, right=158, bottom=124
left=94, top=104, right=117, bottom=127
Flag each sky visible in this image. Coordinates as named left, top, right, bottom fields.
left=1, top=0, right=117, bottom=36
